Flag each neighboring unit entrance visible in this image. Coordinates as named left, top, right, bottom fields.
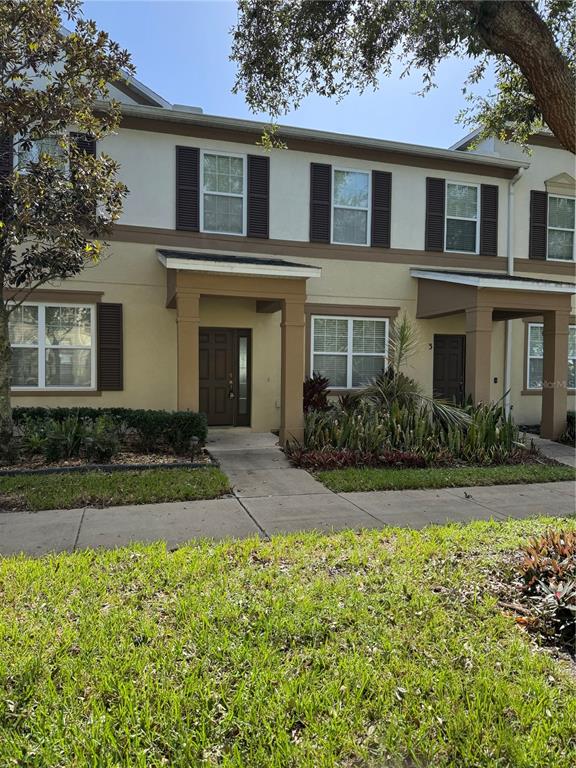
left=199, top=328, right=251, bottom=426
left=433, top=334, right=466, bottom=405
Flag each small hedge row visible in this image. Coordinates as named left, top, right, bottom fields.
left=12, top=407, right=208, bottom=454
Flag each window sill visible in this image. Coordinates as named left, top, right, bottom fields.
left=11, top=389, right=102, bottom=397
left=521, top=389, right=576, bottom=396
left=444, top=249, right=480, bottom=256
left=200, top=229, right=245, bottom=237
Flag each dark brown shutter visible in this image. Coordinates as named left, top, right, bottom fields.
left=247, top=154, right=269, bottom=238
left=176, top=146, right=200, bottom=231
left=425, top=177, right=445, bottom=251
left=71, top=132, right=96, bottom=156
left=309, top=163, right=331, bottom=243
left=0, top=134, right=13, bottom=177
left=371, top=170, right=392, bottom=248
left=479, top=184, right=498, bottom=256
left=529, top=190, right=548, bottom=260
left=97, top=303, right=123, bottom=391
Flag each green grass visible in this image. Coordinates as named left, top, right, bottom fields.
left=317, top=463, right=576, bottom=493
left=0, top=467, right=230, bottom=511
left=1, top=520, right=575, bottom=767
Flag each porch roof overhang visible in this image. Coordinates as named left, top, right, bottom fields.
left=158, top=249, right=321, bottom=280
left=411, top=269, right=575, bottom=320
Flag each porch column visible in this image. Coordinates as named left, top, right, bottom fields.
left=176, top=291, right=200, bottom=411
left=541, top=309, right=569, bottom=439
left=279, top=298, right=305, bottom=445
left=465, top=306, right=493, bottom=404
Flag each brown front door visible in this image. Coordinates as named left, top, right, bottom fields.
left=199, top=328, right=251, bottom=426
left=433, top=334, right=466, bottom=405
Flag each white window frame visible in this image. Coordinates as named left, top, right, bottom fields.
left=310, top=315, right=389, bottom=390
left=331, top=167, right=371, bottom=247
left=200, top=149, right=247, bottom=236
left=444, top=180, right=480, bottom=254
left=526, top=321, right=576, bottom=391
left=10, top=302, right=96, bottom=391
left=546, top=194, right=576, bottom=262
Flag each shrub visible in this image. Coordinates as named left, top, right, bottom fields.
left=516, top=530, right=576, bottom=651
left=13, top=407, right=208, bottom=455
left=83, top=416, right=120, bottom=463
left=303, top=373, right=330, bottom=413
left=43, top=415, right=85, bottom=462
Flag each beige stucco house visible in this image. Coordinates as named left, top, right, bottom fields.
left=7, top=75, right=576, bottom=443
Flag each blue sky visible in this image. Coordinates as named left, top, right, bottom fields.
left=83, top=0, right=493, bottom=148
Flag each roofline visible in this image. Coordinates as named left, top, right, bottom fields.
left=410, top=269, right=576, bottom=294
left=112, top=103, right=530, bottom=172
left=158, top=252, right=322, bottom=280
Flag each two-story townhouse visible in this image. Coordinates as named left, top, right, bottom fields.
left=6, top=76, right=575, bottom=444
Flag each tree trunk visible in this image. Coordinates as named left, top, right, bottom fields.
left=0, top=294, right=14, bottom=460
left=465, top=1, right=576, bottom=154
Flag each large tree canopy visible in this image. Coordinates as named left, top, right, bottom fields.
left=0, top=0, right=133, bottom=454
left=232, top=0, right=575, bottom=153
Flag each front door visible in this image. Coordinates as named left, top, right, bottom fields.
left=433, top=334, right=466, bottom=405
left=199, top=328, right=251, bottom=426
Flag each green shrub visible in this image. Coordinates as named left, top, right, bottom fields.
left=13, top=407, right=208, bottom=455
left=301, top=399, right=526, bottom=465
left=43, top=415, right=85, bottom=462
left=83, top=416, right=120, bottom=463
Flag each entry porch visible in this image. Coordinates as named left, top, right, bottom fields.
left=413, top=269, right=575, bottom=439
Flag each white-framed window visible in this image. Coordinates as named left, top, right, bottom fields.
left=200, top=150, right=246, bottom=235
left=17, top=136, right=67, bottom=172
left=311, top=315, right=388, bottom=389
left=9, top=303, right=96, bottom=390
left=332, top=168, right=371, bottom=246
left=547, top=195, right=575, bottom=261
left=445, top=181, right=479, bottom=254
left=527, top=322, right=576, bottom=390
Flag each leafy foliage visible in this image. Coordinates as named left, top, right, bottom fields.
left=514, top=530, right=576, bottom=652
left=297, top=398, right=527, bottom=466
left=14, top=407, right=208, bottom=458
left=0, top=0, right=134, bottom=452
left=288, top=446, right=426, bottom=470
left=232, top=1, right=575, bottom=152
left=303, top=372, right=330, bottom=413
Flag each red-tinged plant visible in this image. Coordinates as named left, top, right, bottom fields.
left=303, top=373, right=331, bottom=413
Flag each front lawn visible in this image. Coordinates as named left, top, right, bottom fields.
left=1, top=519, right=575, bottom=766
left=317, top=463, right=576, bottom=493
left=0, top=467, right=230, bottom=511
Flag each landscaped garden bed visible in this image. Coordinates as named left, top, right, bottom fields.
left=292, top=317, right=574, bottom=491
left=1, top=406, right=210, bottom=472
left=0, top=518, right=574, bottom=766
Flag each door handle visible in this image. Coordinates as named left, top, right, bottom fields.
left=228, top=374, right=235, bottom=399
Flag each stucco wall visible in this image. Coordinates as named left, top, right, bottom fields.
left=100, top=128, right=511, bottom=257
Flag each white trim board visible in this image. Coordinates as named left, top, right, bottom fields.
left=158, top=253, right=321, bottom=280
left=410, top=269, right=576, bottom=294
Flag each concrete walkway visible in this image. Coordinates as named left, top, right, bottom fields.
left=528, top=434, right=575, bottom=467
left=0, top=429, right=574, bottom=556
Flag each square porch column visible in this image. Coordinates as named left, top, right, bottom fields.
left=176, top=291, right=200, bottom=411
left=465, top=306, right=493, bottom=404
left=279, top=298, right=305, bottom=445
left=541, top=309, right=570, bottom=440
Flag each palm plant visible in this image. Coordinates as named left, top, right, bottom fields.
left=365, top=314, right=469, bottom=428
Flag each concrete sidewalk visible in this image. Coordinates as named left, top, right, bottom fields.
left=0, top=480, right=573, bottom=557
left=0, top=430, right=574, bottom=557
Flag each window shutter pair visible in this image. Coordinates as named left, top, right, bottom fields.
left=529, top=190, right=547, bottom=260
left=175, top=147, right=270, bottom=237
left=309, top=163, right=392, bottom=247
left=425, top=177, right=499, bottom=255
left=97, top=303, right=123, bottom=390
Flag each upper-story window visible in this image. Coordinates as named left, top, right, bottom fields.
left=547, top=195, right=575, bottom=261
left=9, top=303, right=95, bottom=389
left=201, top=151, right=246, bottom=235
left=445, top=182, right=479, bottom=253
left=332, top=169, right=370, bottom=246
left=17, top=136, right=67, bottom=171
